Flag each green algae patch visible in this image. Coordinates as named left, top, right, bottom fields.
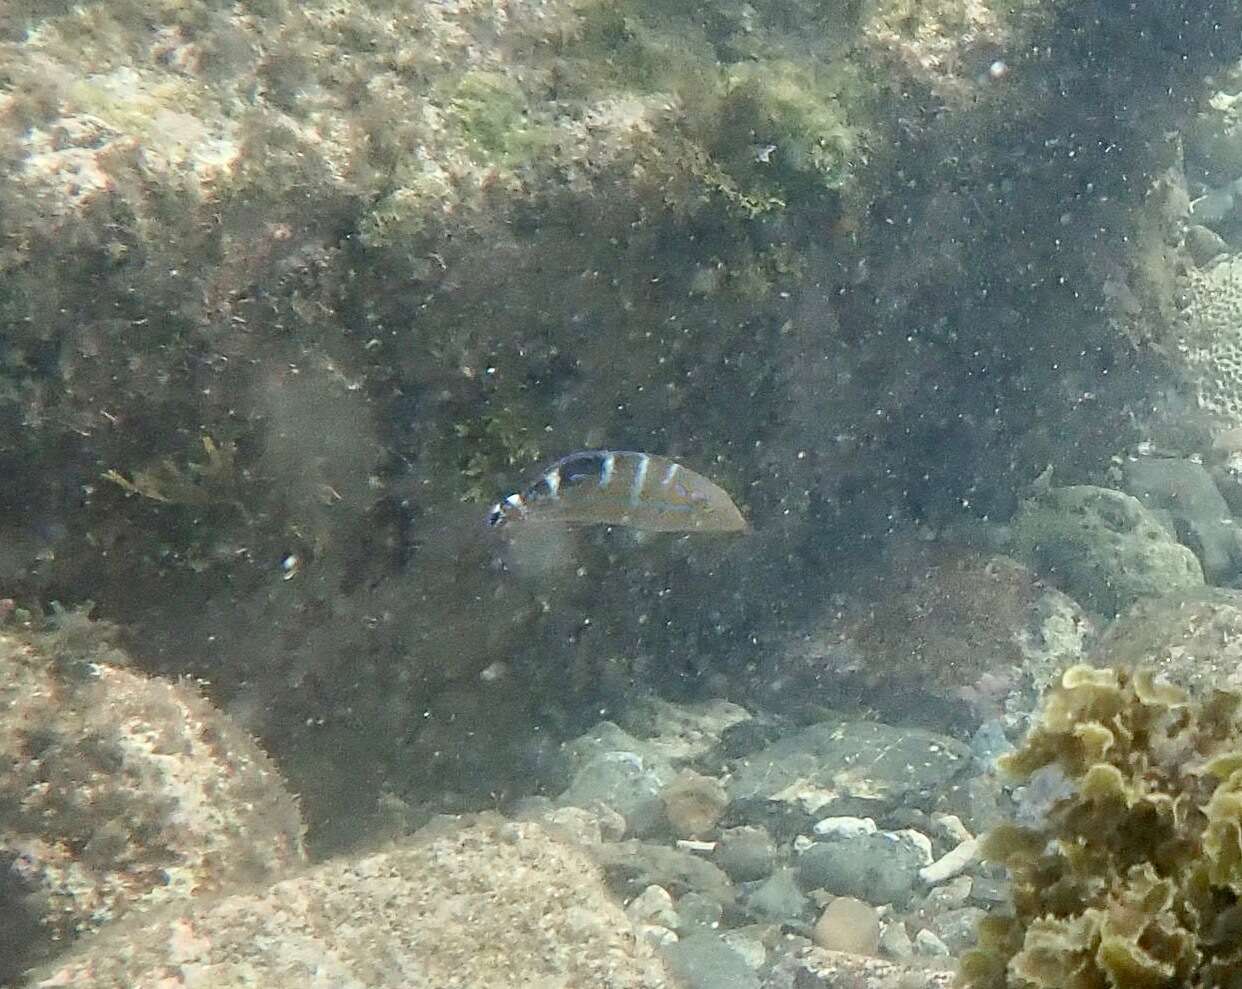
left=961, top=664, right=1242, bottom=989
left=448, top=71, right=558, bottom=165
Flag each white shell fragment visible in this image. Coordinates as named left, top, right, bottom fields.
left=918, top=836, right=980, bottom=885
left=811, top=815, right=877, bottom=839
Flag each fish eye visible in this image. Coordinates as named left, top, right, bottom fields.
left=487, top=506, right=506, bottom=527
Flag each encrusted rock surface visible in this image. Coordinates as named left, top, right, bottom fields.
left=0, top=621, right=304, bottom=980
left=1090, top=586, right=1242, bottom=696
left=1176, top=253, right=1242, bottom=428
left=30, top=820, right=674, bottom=989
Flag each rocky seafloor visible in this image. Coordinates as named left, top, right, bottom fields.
left=8, top=0, right=1242, bottom=986
left=10, top=551, right=1242, bottom=988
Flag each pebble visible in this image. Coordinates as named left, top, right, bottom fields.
left=746, top=867, right=808, bottom=925
left=812, top=896, right=881, bottom=955
left=662, top=771, right=729, bottom=838
left=714, top=826, right=776, bottom=883
left=626, top=884, right=678, bottom=928
left=880, top=920, right=914, bottom=960
left=923, top=875, right=973, bottom=910
left=914, top=928, right=951, bottom=957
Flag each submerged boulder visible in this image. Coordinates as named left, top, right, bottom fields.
left=1008, top=484, right=1204, bottom=617
left=30, top=820, right=674, bottom=989
left=0, top=619, right=304, bottom=981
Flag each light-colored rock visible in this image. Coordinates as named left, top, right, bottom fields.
left=0, top=626, right=304, bottom=979
left=31, top=821, right=674, bottom=989
left=813, top=897, right=881, bottom=955
left=813, top=816, right=877, bottom=838
left=914, top=928, right=951, bottom=957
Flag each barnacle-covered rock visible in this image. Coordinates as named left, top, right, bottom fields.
left=30, top=819, right=674, bottom=989
left=1175, top=253, right=1242, bottom=431
left=959, top=664, right=1242, bottom=989
left=0, top=620, right=304, bottom=980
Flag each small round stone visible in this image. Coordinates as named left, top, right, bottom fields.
left=661, top=771, right=728, bottom=839
left=812, top=896, right=881, bottom=955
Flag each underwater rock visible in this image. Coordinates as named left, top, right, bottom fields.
left=1090, top=585, right=1242, bottom=697
left=959, top=664, right=1242, bottom=989
left=913, top=928, right=951, bottom=958
left=918, top=837, right=979, bottom=885
left=0, top=625, right=304, bottom=981
left=590, top=840, right=738, bottom=914
left=674, top=891, right=724, bottom=934
left=926, top=906, right=985, bottom=955
left=812, top=896, right=881, bottom=955
left=861, top=0, right=1047, bottom=106
left=1175, top=252, right=1242, bottom=433
left=766, top=545, right=1091, bottom=732
left=1008, top=483, right=1204, bottom=616
left=745, top=867, right=809, bottom=926
left=1185, top=223, right=1231, bottom=266
left=661, top=771, right=730, bottom=839
left=726, top=719, right=972, bottom=837
left=30, top=819, right=674, bottom=989
left=618, top=698, right=753, bottom=766
left=660, top=930, right=760, bottom=989
left=765, top=943, right=956, bottom=989
left=879, top=920, right=915, bottom=960
left=1121, top=456, right=1242, bottom=582
left=797, top=832, right=927, bottom=908
left=713, top=826, right=777, bottom=884
left=626, top=884, right=679, bottom=932
left=1185, top=76, right=1242, bottom=182
left=557, top=751, right=671, bottom=838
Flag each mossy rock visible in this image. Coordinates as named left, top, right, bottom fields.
left=1008, top=485, right=1204, bottom=617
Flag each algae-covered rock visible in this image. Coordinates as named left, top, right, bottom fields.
left=960, top=664, right=1242, bottom=989
left=0, top=619, right=304, bottom=981
left=29, top=819, right=675, bottom=989
left=769, top=544, right=1093, bottom=732
left=1008, top=484, right=1204, bottom=617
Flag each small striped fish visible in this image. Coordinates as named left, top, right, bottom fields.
left=487, top=451, right=749, bottom=533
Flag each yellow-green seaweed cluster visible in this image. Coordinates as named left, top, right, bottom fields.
left=960, top=664, right=1242, bottom=989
